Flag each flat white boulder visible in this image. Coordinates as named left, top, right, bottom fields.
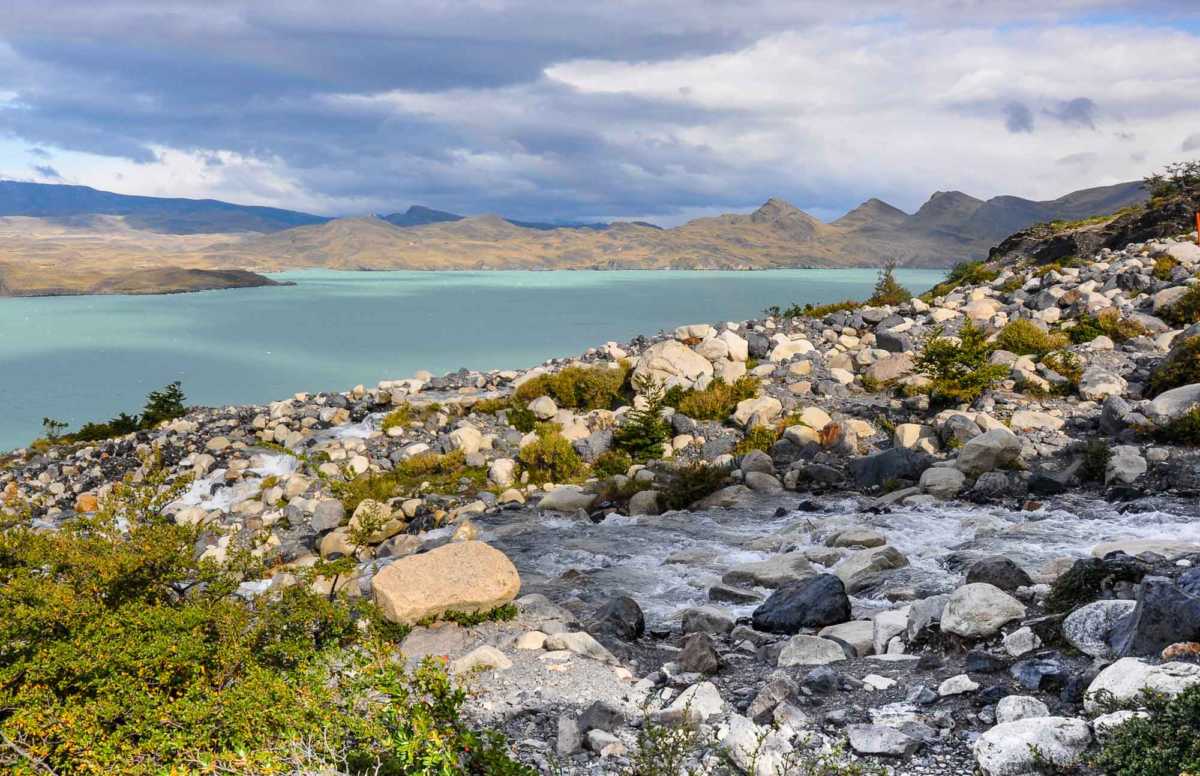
left=1084, top=658, right=1200, bottom=713
left=973, top=717, right=1090, bottom=776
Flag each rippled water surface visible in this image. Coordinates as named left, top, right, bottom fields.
left=0, top=268, right=943, bottom=450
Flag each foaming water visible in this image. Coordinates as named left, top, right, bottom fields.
left=480, top=493, right=1200, bottom=625
left=0, top=268, right=945, bottom=450
left=173, top=453, right=296, bottom=512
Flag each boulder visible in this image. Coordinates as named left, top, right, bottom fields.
left=865, top=354, right=914, bottom=383
left=538, top=485, right=597, bottom=512
left=633, top=340, right=714, bottom=388
left=658, top=681, right=725, bottom=724
left=681, top=606, right=735, bottom=636
left=751, top=574, right=851, bottom=634
left=769, top=339, right=816, bottom=362
left=678, top=632, right=721, bottom=674
left=845, top=724, right=921, bottom=757
left=995, top=695, right=1049, bottom=724
left=1085, top=658, right=1200, bottom=712
left=965, top=557, right=1033, bottom=592
left=776, top=635, right=847, bottom=667
left=372, top=541, right=521, bottom=624
left=723, top=552, right=814, bottom=589
left=818, top=620, right=875, bottom=657
left=1078, top=368, right=1128, bottom=402
left=850, top=447, right=931, bottom=489
left=448, top=424, right=483, bottom=455
left=940, top=583, right=1026, bottom=639
left=956, top=429, right=1022, bottom=477
left=920, top=466, right=966, bottom=499
left=590, top=596, right=645, bottom=641
left=1105, top=445, right=1147, bottom=486
left=733, top=396, right=783, bottom=429
left=1063, top=599, right=1137, bottom=659
left=1110, top=576, right=1200, bottom=657
left=973, top=717, right=1091, bottom=776
left=894, top=423, right=939, bottom=454
left=528, top=395, right=558, bottom=420
left=835, top=546, right=909, bottom=594
left=628, top=489, right=661, bottom=516
left=1009, top=410, right=1065, bottom=432
left=1147, top=383, right=1200, bottom=422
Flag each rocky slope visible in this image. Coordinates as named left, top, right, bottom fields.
left=2, top=227, right=1199, bottom=774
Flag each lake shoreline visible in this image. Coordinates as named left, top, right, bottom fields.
left=0, top=262, right=952, bottom=299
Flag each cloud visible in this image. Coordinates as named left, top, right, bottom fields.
left=31, top=163, right=60, bottom=179
left=27, top=146, right=50, bottom=158
left=0, top=2, right=1196, bottom=221
left=1046, top=97, right=1098, bottom=129
left=1184, top=133, right=1200, bottom=151
left=1004, top=102, right=1035, bottom=133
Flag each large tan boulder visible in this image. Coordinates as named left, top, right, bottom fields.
left=633, top=340, right=714, bottom=388
left=371, top=540, right=521, bottom=624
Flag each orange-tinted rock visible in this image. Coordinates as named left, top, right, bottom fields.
left=75, top=493, right=99, bottom=513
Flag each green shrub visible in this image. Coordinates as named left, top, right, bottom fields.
left=1161, top=282, right=1200, bottom=327
left=923, top=261, right=999, bottom=300
left=0, top=462, right=530, bottom=775
left=733, top=426, right=780, bottom=456
left=1153, top=255, right=1181, bottom=280
left=332, top=449, right=487, bottom=511
left=34, top=382, right=189, bottom=448
left=669, top=376, right=760, bottom=421
left=504, top=402, right=538, bottom=433
left=766, top=300, right=861, bottom=319
left=660, top=461, right=732, bottom=511
left=998, top=273, right=1027, bottom=293
left=1143, top=159, right=1200, bottom=200
left=866, top=260, right=911, bottom=306
left=914, top=321, right=1008, bottom=405
left=1078, top=439, right=1112, bottom=482
left=1092, top=685, right=1200, bottom=776
left=1150, top=406, right=1200, bottom=446
left=513, top=362, right=629, bottom=411
left=1045, top=556, right=1146, bottom=614
left=613, top=376, right=672, bottom=463
left=994, top=318, right=1068, bottom=356
left=1070, top=308, right=1149, bottom=345
left=381, top=404, right=413, bottom=432
left=1147, top=336, right=1200, bottom=397
left=1042, top=351, right=1083, bottom=391
left=593, top=449, right=633, bottom=478
left=470, top=396, right=509, bottom=415
left=517, top=425, right=587, bottom=484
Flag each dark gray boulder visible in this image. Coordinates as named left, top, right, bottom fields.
left=849, top=447, right=931, bottom=490
left=1111, top=576, right=1200, bottom=657
left=966, top=556, right=1034, bottom=592
left=752, top=574, right=851, bottom=634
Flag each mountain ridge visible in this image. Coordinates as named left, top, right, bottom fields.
left=0, top=178, right=1150, bottom=295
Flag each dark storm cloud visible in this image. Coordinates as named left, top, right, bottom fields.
left=1004, top=102, right=1035, bottom=133
left=0, top=1, right=1197, bottom=219
left=1046, top=97, right=1098, bottom=129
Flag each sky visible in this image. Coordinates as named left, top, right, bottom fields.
left=1, top=1, right=1199, bottom=225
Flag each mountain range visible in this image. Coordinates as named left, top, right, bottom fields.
left=0, top=179, right=1148, bottom=295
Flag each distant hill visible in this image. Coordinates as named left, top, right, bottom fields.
left=0, top=181, right=331, bottom=234
left=213, top=181, right=1146, bottom=272
left=380, top=206, right=464, bottom=227
left=0, top=177, right=1150, bottom=295
left=380, top=205, right=610, bottom=232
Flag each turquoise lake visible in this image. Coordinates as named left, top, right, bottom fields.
left=0, top=268, right=945, bottom=451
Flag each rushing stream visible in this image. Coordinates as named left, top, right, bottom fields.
left=478, top=494, right=1200, bottom=626
left=167, top=436, right=1200, bottom=628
